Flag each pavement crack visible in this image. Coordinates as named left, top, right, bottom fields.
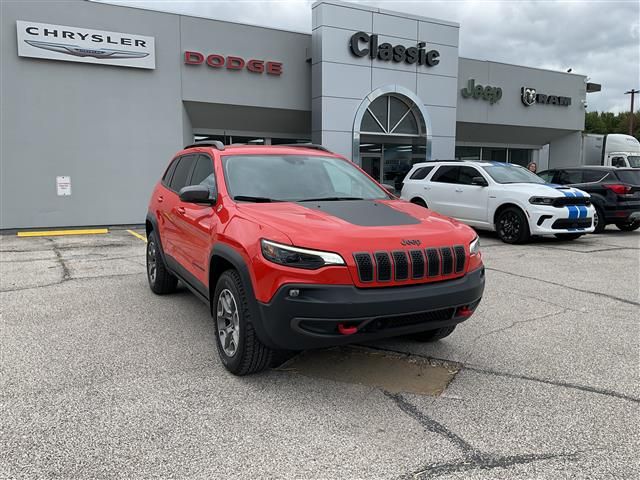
left=0, top=272, right=144, bottom=293
left=467, top=309, right=568, bottom=346
left=47, top=238, right=71, bottom=282
left=485, top=267, right=640, bottom=307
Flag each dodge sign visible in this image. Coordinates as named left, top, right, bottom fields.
left=16, top=21, right=156, bottom=69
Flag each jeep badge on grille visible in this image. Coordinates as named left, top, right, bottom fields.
left=401, top=239, right=421, bottom=246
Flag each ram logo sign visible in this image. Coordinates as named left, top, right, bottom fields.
left=16, top=21, right=155, bottom=69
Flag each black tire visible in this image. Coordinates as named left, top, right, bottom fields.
left=213, top=270, right=274, bottom=375
left=592, top=205, right=606, bottom=233
left=495, top=207, right=530, bottom=244
left=411, top=198, right=428, bottom=208
left=554, top=233, right=583, bottom=241
left=615, top=221, right=640, bottom=232
left=412, top=325, right=456, bottom=342
left=146, top=231, right=178, bottom=295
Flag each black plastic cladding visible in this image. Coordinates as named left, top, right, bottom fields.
left=374, top=252, right=392, bottom=282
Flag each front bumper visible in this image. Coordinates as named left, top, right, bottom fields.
left=527, top=204, right=595, bottom=235
left=252, top=266, right=485, bottom=350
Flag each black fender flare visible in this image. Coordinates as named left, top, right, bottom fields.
left=145, top=213, right=169, bottom=264
left=209, top=244, right=275, bottom=348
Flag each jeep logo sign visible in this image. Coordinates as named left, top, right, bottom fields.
left=349, top=32, right=440, bottom=67
left=461, top=79, right=502, bottom=104
left=521, top=87, right=571, bottom=107
left=16, top=20, right=155, bottom=69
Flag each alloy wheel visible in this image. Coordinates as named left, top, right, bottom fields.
left=498, top=212, right=520, bottom=242
left=217, top=289, right=240, bottom=357
left=147, top=240, right=157, bottom=284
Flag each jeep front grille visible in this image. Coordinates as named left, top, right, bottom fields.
left=353, top=245, right=466, bottom=284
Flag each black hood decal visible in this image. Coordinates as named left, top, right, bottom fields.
left=301, top=200, right=420, bottom=226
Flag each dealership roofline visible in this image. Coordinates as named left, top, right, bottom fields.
left=458, top=56, right=587, bottom=79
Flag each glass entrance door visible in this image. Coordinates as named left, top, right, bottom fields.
left=360, top=138, right=426, bottom=192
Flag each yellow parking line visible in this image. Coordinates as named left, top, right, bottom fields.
left=17, top=228, right=109, bottom=237
left=127, top=229, right=147, bottom=243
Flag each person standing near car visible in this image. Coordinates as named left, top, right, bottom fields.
left=527, top=162, right=537, bottom=173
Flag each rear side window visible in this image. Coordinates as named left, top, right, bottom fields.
left=431, top=166, right=459, bottom=183
left=556, top=170, right=583, bottom=184
left=614, top=170, right=640, bottom=185
left=169, top=155, right=196, bottom=192
left=409, top=166, right=434, bottom=180
left=190, top=155, right=216, bottom=188
left=162, top=158, right=179, bottom=186
left=582, top=170, right=608, bottom=183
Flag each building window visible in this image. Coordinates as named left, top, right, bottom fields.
left=481, top=147, right=507, bottom=162
left=455, top=146, right=481, bottom=160
left=508, top=149, right=532, bottom=167
left=456, top=146, right=534, bottom=166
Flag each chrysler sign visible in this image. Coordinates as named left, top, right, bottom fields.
left=16, top=21, right=155, bottom=69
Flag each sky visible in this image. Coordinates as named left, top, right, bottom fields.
left=94, top=0, right=640, bottom=113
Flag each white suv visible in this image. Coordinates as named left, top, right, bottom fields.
left=400, top=161, right=595, bottom=243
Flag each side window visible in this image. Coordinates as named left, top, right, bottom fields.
left=537, top=170, right=554, bottom=182
left=458, top=166, right=482, bottom=185
left=582, top=170, right=607, bottom=183
left=169, top=155, right=196, bottom=192
left=409, top=166, right=434, bottom=180
left=189, top=155, right=215, bottom=188
left=431, top=166, right=460, bottom=184
left=555, top=169, right=580, bottom=184
left=611, top=156, right=626, bottom=168
left=162, top=157, right=180, bottom=186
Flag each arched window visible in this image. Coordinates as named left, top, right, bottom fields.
left=360, top=94, right=423, bottom=137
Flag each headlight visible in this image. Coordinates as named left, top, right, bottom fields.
left=261, top=239, right=345, bottom=270
left=469, top=236, right=480, bottom=256
left=529, top=196, right=555, bottom=205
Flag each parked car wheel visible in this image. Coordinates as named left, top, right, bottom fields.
left=411, top=198, right=428, bottom=208
left=412, top=325, right=456, bottom=342
left=554, top=233, right=583, bottom=241
left=592, top=205, right=606, bottom=233
left=496, top=207, right=530, bottom=244
left=214, top=270, right=275, bottom=375
left=146, top=231, right=178, bottom=295
left=615, top=220, right=640, bottom=232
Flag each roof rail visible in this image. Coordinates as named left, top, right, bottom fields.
left=184, top=140, right=225, bottom=151
left=278, top=143, right=331, bottom=152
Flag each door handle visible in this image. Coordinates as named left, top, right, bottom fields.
left=177, top=207, right=186, bottom=215
left=157, top=196, right=164, bottom=203
left=423, top=186, right=431, bottom=190
left=455, top=188, right=463, bottom=193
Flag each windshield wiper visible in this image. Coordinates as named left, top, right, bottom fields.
left=298, top=197, right=364, bottom=202
left=233, top=195, right=279, bottom=203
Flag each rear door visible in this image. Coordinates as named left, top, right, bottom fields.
left=163, top=154, right=197, bottom=266
left=401, top=165, right=435, bottom=201
left=426, top=165, right=460, bottom=216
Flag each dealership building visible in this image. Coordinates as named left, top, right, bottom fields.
left=1, top=0, right=599, bottom=229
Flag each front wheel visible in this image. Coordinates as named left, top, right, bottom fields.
left=592, top=205, right=606, bottom=233
left=496, top=207, right=530, bottom=244
left=615, top=220, right=640, bottom=232
left=214, top=270, right=275, bottom=375
left=554, top=233, right=583, bottom=241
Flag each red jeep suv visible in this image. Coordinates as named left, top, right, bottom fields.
left=146, top=143, right=485, bottom=375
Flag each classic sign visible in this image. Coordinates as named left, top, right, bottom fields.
left=349, top=32, right=440, bottom=67
left=184, top=51, right=283, bottom=75
left=461, top=79, right=502, bottom=104
left=16, top=21, right=155, bottom=69
left=521, top=87, right=571, bottom=107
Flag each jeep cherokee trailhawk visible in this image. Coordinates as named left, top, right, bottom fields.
left=146, top=143, right=485, bottom=375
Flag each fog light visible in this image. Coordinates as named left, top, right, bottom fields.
left=289, top=289, right=300, bottom=297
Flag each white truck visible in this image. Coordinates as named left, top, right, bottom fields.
left=582, top=133, right=640, bottom=168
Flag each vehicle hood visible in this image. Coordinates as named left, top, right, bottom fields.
left=503, top=183, right=590, bottom=198
left=235, top=199, right=475, bottom=251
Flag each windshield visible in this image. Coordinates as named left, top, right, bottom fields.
left=482, top=164, right=546, bottom=184
left=627, top=156, right=640, bottom=168
left=222, top=154, right=390, bottom=202
left=615, top=169, right=640, bottom=185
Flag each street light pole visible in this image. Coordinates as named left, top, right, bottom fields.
left=625, top=89, right=639, bottom=136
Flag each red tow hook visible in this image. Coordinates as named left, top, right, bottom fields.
left=337, top=323, right=358, bottom=335
left=456, top=306, right=474, bottom=318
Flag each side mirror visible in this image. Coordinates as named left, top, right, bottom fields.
left=179, top=184, right=216, bottom=204
left=471, top=176, right=488, bottom=187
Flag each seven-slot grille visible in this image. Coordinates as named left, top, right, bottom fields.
left=353, top=245, right=466, bottom=284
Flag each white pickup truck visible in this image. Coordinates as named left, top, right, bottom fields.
left=401, top=161, right=595, bottom=243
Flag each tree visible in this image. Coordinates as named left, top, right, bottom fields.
left=584, top=111, right=640, bottom=139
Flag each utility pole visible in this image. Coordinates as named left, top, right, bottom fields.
left=625, top=89, right=639, bottom=136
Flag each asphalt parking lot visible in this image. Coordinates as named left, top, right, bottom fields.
left=1, top=228, right=638, bottom=479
